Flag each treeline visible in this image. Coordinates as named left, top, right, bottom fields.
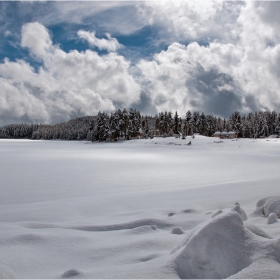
left=157, top=110, right=280, bottom=138
left=91, top=108, right=152, bottom=141
left=0, top=117, right=93, bottom=140
left=0, top=109, right=280, bottom=140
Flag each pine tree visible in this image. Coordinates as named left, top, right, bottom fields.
left=128, top=108, right=139, bottom=138
left=184, top=110, right=192, bottom=135
left=110, top=111, right=120, bottom=140
left=174, top=111, right=179, bottom=134
left=122, top=108, right=129, bottom=138
left=94, top=112, right=109, bottom=141
left=228, top=111, right=242, bottom=137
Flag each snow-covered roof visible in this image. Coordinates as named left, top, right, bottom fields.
left=221, top=131, right=237, bottom=135
left=268, top=134, right=279, bottom=138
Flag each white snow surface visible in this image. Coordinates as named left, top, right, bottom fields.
left=231, top=203, right=248, bottom=221
left=1, top=136, right=280, bottom=278
left=267, top=213, right=278, bottom=225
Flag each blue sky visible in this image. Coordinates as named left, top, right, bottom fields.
left=1, top=1, right=280, bottom=125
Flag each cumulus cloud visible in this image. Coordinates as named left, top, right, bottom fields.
left=2, top=2, right=280, bottom=125
left=135, top=1, right=280, bottom=117
left=138, top=0, right=242, bottom=44
left=77, top=30, right=122, bottom=52
left=136, top=34, right=280, bottom=116
left=0, top=22, right=140, bottom=125
left=21, top=22, right=54, bottom=59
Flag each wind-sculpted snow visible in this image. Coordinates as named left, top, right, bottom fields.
left=69, top=218, right=174, bottom=232
left=0, top=265, right=17, bottom=279
left=267, top=213, right=278, bottom=224
left=254, top=196, right=280, bottom=218
left=61, top=268, right=85, bottom=279
left=231, top=203, right=248, bottom=221
left=244, top=222, right=273, bottom=239
left=172, top=212, right=280, bottom=279
left=1, top=137, right=280, bottom=278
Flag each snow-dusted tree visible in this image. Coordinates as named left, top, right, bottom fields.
left=184, top=110, right=192, bottom=135
left=191, top=111, right=200, bottom=134
left=216, top=117, right=223, bottom=132
left=174, top=111, right=180, bottom=134
left=200, top=112, right=206, bottom=135
left=94, top=112, right=110, bottom=141
left=110, top=111, right=121, bottom=139
left=122, top=108, right=129, bottom=138
left=275, top=113, right=280, bottom=135
left=89, top=118, right=95, bottom=141
left=155, top=114, right=159, bottom=135
left=205, top=115, right=215, bottom=136
left=228, top=111, right=242, bottom=137
left=128, top=108, right=139, bottom=138
left=141, top=116, right=149, bottom=136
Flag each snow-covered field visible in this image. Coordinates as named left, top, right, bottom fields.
left=1, top=136, right=280, bottom=279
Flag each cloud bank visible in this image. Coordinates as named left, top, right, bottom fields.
left=136, top=0, right=280, bottom=116
left=1, top=1, right=280, bottom=125
left=0, top=22, right=140, bottom=125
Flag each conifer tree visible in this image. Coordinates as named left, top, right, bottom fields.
left=174, top=111, right=179, bottom=134
left=94, top=112, right=109, bottom=141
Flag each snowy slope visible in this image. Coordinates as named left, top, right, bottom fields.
left=0, top=136, right=280, bottom=278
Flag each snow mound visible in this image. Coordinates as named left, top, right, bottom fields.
left=128, top=225, right=157, bottom=234
left=61, top=268, right=84, bottom=278
left=182, top=209, right=196, bottom=213
left=24, top=222, right=59, bottom=229
left=254, top=196, right=280, bottom=217
left=12, top=233, right=45, bottom=244
left=267, top=213, right=278, bottom=224
left=0, top=265, right=17, bottom=279
left=244, top=221, right=272, bottom=239
left=70, top=218, right=173, bottom=231
left=171, top=227, right=184, bottom=235
left=211, top=209, right=223, bottom=218
left=171, top=212, right=280, bottom=279
left=138, top=253, right=161, bottom=262
left=231, top=203, right=248, bottom=221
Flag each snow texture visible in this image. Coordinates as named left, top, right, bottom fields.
left=231, top=203, right=248, bottom=221
left=255, top=196, right=280, bottom=217
left=172, top=212, right=280, bottom=279
left=267, top=213, right=278, bottom=224
left=171, top=227, right=184, bottom=235
left=211, top=209, right=223, bottom=218
left=1, top=136, right=280, bottom=278
left=0, top=265, right=17, bottom=279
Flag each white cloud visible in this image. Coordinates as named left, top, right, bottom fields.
left=138, top=0, right=243, bottom=44
left=2, top=2, right=280, bottom=125
left=132, top=1, right=280, bottom=117
left=77, top=30, right=122, bottom=52
left=21, top=22, right=54, bottom=59
left=0, top=22, right=140, bottom=125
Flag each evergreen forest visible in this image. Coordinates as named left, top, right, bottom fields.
left=0, top=109, right=280, bottom=141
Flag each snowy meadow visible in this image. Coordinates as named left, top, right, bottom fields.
left=1, top=136, right=280, bottom=278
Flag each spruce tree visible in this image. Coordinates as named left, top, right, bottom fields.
left=174, top=111, right=179, bottom=134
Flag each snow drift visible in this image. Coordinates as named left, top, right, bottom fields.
left=172, top=212, right=280, bottom=279
left=254, top=196, right=280, bottom=217
left=231, top=202, right=248, bottom=221
left=1, top=137, right=280, bottom=278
